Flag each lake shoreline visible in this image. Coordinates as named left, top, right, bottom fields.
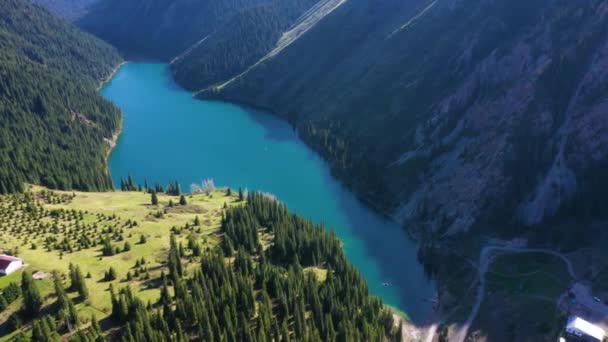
left=98, top=61, right=128, bottom=91
left=100, top=61, right=127, bottom=172
left=102, top=62, right=436, bottom=322
left=195, top=92, right=406, bottom=231
left=104, top=119, right=123, bottom=162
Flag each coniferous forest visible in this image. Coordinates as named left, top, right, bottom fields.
left=107, top=193, right=398, bottom=342
left=0, top=0, right=122, bottom=194
left=0, top=189, right=401, bottom=341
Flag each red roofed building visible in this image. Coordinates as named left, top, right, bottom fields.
left=0, top=255, right=23, bottom=275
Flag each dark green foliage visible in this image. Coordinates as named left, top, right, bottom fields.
left=151, top=191, right=159, bottom=206
left=179, top=195, right=187, bottom=206
left=101, top=237, right=115, bottom=256
left=198, top=0, right=608, bottom=230
left=0, top=0, right=122, bottom=194
left=21, top=271, right=43, bottom=318
left=120, top=176, right=137, bottom=192
left=107, top=193, right=398, bottom=341
left=80, top=0, right=316, bottom=62
left=2, top=190, right=397, bottom=340
left=166, top=181, right=181, bottom=196
left=53, top=271, right=79, bottom=331
left=68, top=264, right=89, bottom=300
left=31, top=315, right=61, bottom=342
left=69, top=314, right=106, bottom=342
left=0, top=282, right=21, bottom=313
left=104, top=267, right=117, bottom=281
left=171, top=0, right=319, bottom=90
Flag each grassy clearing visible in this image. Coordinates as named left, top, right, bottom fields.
left=304, top=266, right=328, bottom=282
left=470, top=252, right=571, bottom=341
left=0, top=185, right=239, bottom=335
left=486, top=252, right=570, bottom=299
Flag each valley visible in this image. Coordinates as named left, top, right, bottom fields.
left=103, top=63, right=435, bottom=322
left=1, top=0, right=608, bottom=340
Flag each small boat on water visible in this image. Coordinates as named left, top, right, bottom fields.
left=382, top=282, right=393, bottom=287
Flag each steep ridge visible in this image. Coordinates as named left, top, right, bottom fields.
left=199, top=0, right=608, bottom=240
left=31, top=0, right=99, bottom=20
left=79, top=0, right=320, bottom=67
left=171, top=0, right=319, bottom=91
left=0, top=0, right=122, bottom=193
left=267, top=0, right=349, bottom=58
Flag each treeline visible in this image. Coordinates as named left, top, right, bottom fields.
left=119, top=176, right=182, bottom=196
left=106, top=192, right=399, bottom=341
left=0, top=0, right=122, bottom=194
left=3, top=266, right=93, bottom=340
left=4, top=192, right=402, bottom=340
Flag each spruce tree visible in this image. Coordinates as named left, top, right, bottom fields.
left=21, top=272, right=42, bottom=318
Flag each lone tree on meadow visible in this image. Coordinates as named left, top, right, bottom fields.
left=151, top=191, right=158, bottom=205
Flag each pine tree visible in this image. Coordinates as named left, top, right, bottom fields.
left=179, top=195, right=187, bottom=206
left=21, top=272, right=42, bottom=318
left=151, top=191, right=159, bottom=205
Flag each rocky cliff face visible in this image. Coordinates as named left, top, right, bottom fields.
left=198, top=0, right=608, bottom=237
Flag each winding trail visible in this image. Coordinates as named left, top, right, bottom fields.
left=451, top=244, right=576, bottom=342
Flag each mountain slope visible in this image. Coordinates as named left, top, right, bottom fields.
left=0, top=0, right=122, bottom=193
left=31, top=0, right=99, bottom=20
left=199, top=0, right=608, bottom=238
left=79, top=0, right=319, bottom=90
left=170, top=0, right=320, bottom=91
left=80, top=0, right=319, bottom=61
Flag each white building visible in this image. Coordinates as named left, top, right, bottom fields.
left=565, top=316, right=606, bottom=342
left=0, top=255, right=23, bottom=276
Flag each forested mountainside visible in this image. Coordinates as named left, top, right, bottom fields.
left=31, top=0, right=99, bottom=20
left=170, top=0, right=320, bottom=91
left=0, top=0, right=122, bottom=194
left=79, top=0, right=319, bottom=74
left=198, top=0, right=608, bottom=241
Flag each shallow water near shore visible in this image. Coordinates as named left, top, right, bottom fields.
left=103, top=62, right=435, bottom=323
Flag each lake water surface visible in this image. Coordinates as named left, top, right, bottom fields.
left=103, top=63, right=435, bottom=322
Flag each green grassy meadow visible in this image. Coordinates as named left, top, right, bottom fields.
left=0, top=185, right=238, bottom=340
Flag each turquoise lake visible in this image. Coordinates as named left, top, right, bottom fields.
left=103, top=63, right=435, bottom=322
